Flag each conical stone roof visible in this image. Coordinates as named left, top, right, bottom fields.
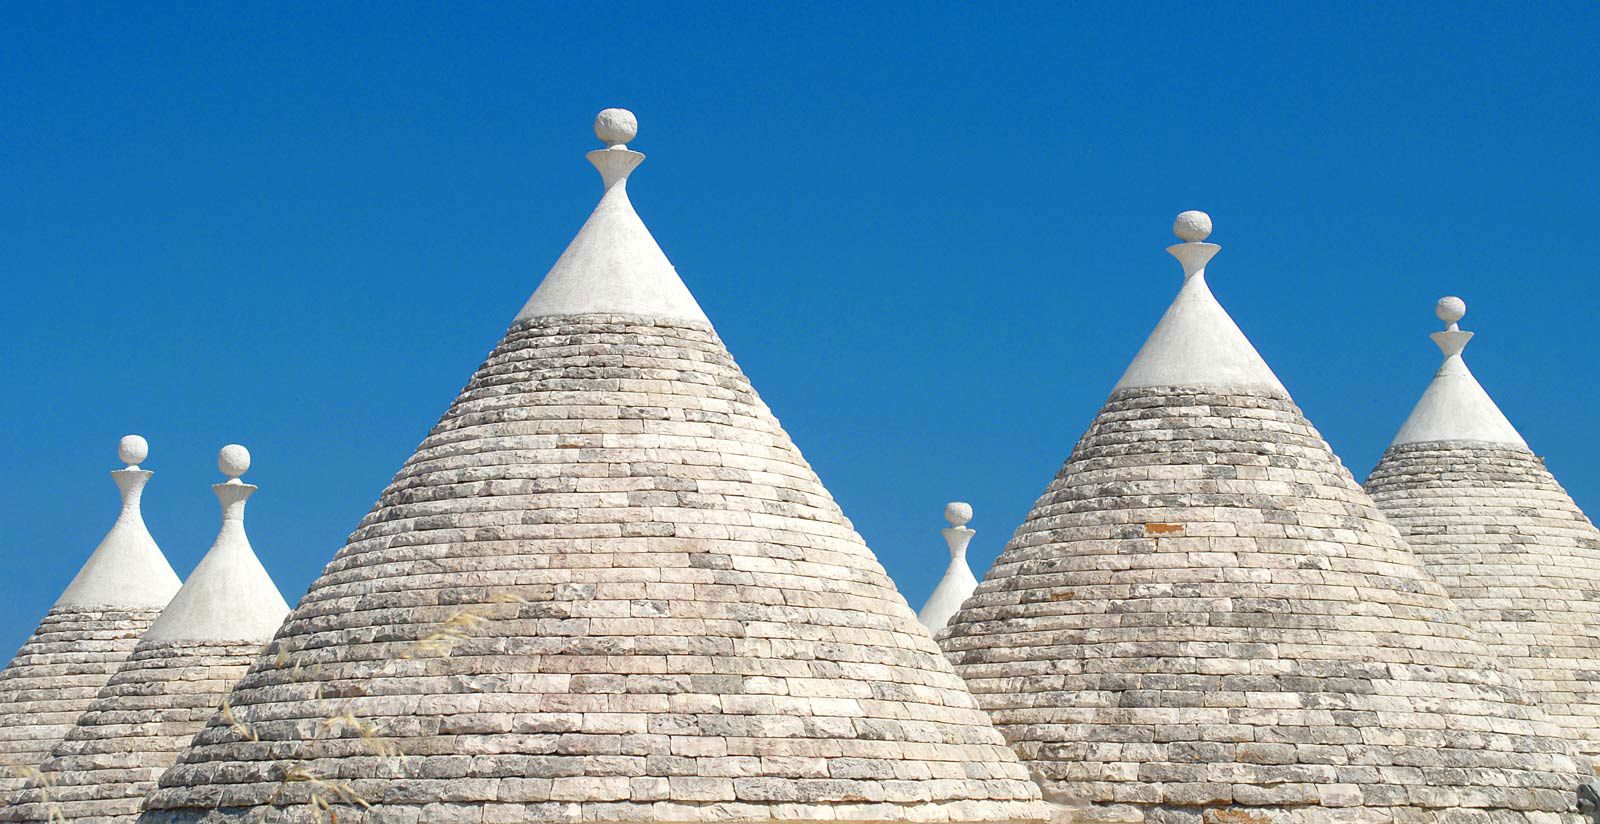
left=1367, top=297, right=1600, bottom=757
left=937, top=213, right=1588, bottom=822
left=6, top=445, right=290, bottom=823
left=138, top=111, right=1045, bottom=824
left=0, top=436, right=182, bottom=803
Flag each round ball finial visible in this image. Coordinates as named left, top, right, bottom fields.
left=594, top=108, right=638, bottom=147
left=118, top=434, right=149, bottom=467
left=1173, top=210, right=1213, bottom=242
left=1435, top=295, right=1466, bottom=325
left=944, top=501, right=973, bottom=528
left=218, top=444, right=251, bottom=479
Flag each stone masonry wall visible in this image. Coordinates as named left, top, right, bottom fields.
left=3, top=639, right=264, bottom=823
left=138, top=315, right=1044, bottom=824
left=1367, top=441, right=1600, bottom=758
left=0, top=605, right=164, bottom=803
left=939, top=386, right=1587, bottom=824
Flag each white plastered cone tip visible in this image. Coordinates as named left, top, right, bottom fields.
left=1390, top=295, right=1527, bottom=448
left=54, top=437, right=182, bottom=608
left=1113, top=211, right=1286, bottom=393
left=514, top=109, right=709, bottom=325
left=921, top=502, right=979, bottom=634
left=142, top=443, right=289, bottom=644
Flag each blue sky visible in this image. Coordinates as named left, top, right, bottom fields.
left=2, top=3, right=1596, bottom=655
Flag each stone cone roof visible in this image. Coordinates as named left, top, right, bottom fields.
left=937, top=217, right=1588, bottom=822
left=0, top=451, right=182, bottom=803
left=138, top=112, right=1045, bottom=824
left=7, top=455, right=290, bottom=823
left=1366, top=302, right=1600, bottom=757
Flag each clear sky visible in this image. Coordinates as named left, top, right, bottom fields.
left=2, top=3, right=1596, bottom=655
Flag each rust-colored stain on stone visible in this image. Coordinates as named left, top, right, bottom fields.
left=1144, top=522, right=1185, bottom=535
left=1048, top=591, right=1074, bottom=602
left=1207, top=810, right=1272, bottom=824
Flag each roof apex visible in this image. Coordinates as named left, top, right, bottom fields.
left=1113, top=212, right=1285, bottom=393
left=142, top=445, right=289, bottom=643
left=1390, top=297, right=1526, bottom=448
left=515, top=109, right=709, bottom=325
left=54, top=438, right=182, bottom=609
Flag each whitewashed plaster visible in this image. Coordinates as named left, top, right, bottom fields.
left=143, top=445, right=290, bottom=643
left=1391, top=297, right=1527, bottom=448
left=918, top=502, right=979, bottom=635
left=54, top=436, right=183, bottom=609
left=1114, top=212, right=1286, bottom=393
left=515, top=109, right=708, bottom=324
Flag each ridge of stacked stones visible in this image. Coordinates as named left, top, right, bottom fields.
left=0, top=439, right=182, bottom=803
left=136, top=113, right=1046, bottom=824
left=7, top=446, right=290, bottom=823
left=937, top=217, right=1589, bottom=823
left=1368, top=441, right=1600, bottom=757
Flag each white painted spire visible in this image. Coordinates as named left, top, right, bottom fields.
left=918, top=502, right=980, bottom=635
left=1390, top=297, right=1527, bottom=448
left=142, top=444, right=291, bottom=643
left=515, top=108, right=709, bottom=324
left=1114, top=211, right=1286, bottom=393
left=55, top=436, right=183, bottom=609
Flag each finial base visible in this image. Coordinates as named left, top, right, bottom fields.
left=1167, top=242, right=1221, bottom=279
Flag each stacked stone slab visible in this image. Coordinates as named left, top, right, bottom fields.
left=1366, top=297, right=1600, bottom=758
left=937, top=212, right=1588, bottom=823
left=138, top=111, right=1045, bottom=824
left=0, top=437, right=183, bottom=804
left=7, top=445, right=291, bottom=823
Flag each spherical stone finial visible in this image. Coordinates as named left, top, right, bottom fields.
left=944, top=501, right=973, bottom=528
left=218, top=444, right=251, bottom=480
left=1435, top=295, right=1467, bottom=325
left=118, top=434, right=149, bottom=467
left=1173, top=210, right=1213, bottom=242
left=594, top=108, right=638, bottom=148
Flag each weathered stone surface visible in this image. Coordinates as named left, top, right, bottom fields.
left=1368, top=441, right=1600, bottom=756
left=0, top=605, right=164, bottom=803
left=3, top=640, right=262, bottom=823
left=939, top=385, right=1588, bottom=823
left=137, top=314, right=1044, bottom=824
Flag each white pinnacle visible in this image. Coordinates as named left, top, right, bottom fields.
left=118, top=434, right=149, bottom=468
left=219, top=443, right=251, bottom=483
left=515, top=109, right=709, bottom=325
left=919, top=501, right=980, bottom=635
left=594, top=107, right=638, bottom=148
left=1390, top=295, right=1526, bottom=448
left=1113, top=212, right=1286, bottom=393
left=142, top=444, right=290, bottom=644
left=1173, top=210, right=1213, bottom=242
left=1436, top=295, right=1467, bottom=329
left=54, top=436, right=182, bottom=609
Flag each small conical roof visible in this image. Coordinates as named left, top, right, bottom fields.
left=917, top=502, right=979, bottom=635
left=0, top=436, right=181, bottom=802
left=939, top=215, right=1588, bottom=821
left=1368, top=298, right=1600, bottom=756
left=142, top=111, right=1045, bottom=824
left=141, top=444, right=290, bottom=643
left=6, top=445, right=290, bottom=823
left=1388, top=296, right=1527, bottom=448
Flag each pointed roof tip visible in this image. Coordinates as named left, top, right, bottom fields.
left=1390, top=295, right=1528, bottom=448
left=514, top=108, right=710, bottom=325
left=920, top=502, right=979, bottom=634
left=1113, top=211, right=1287, bottom=393
left=53, top=436, right=183, bottom=610
left=141, top=444, right=290, bottom=644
